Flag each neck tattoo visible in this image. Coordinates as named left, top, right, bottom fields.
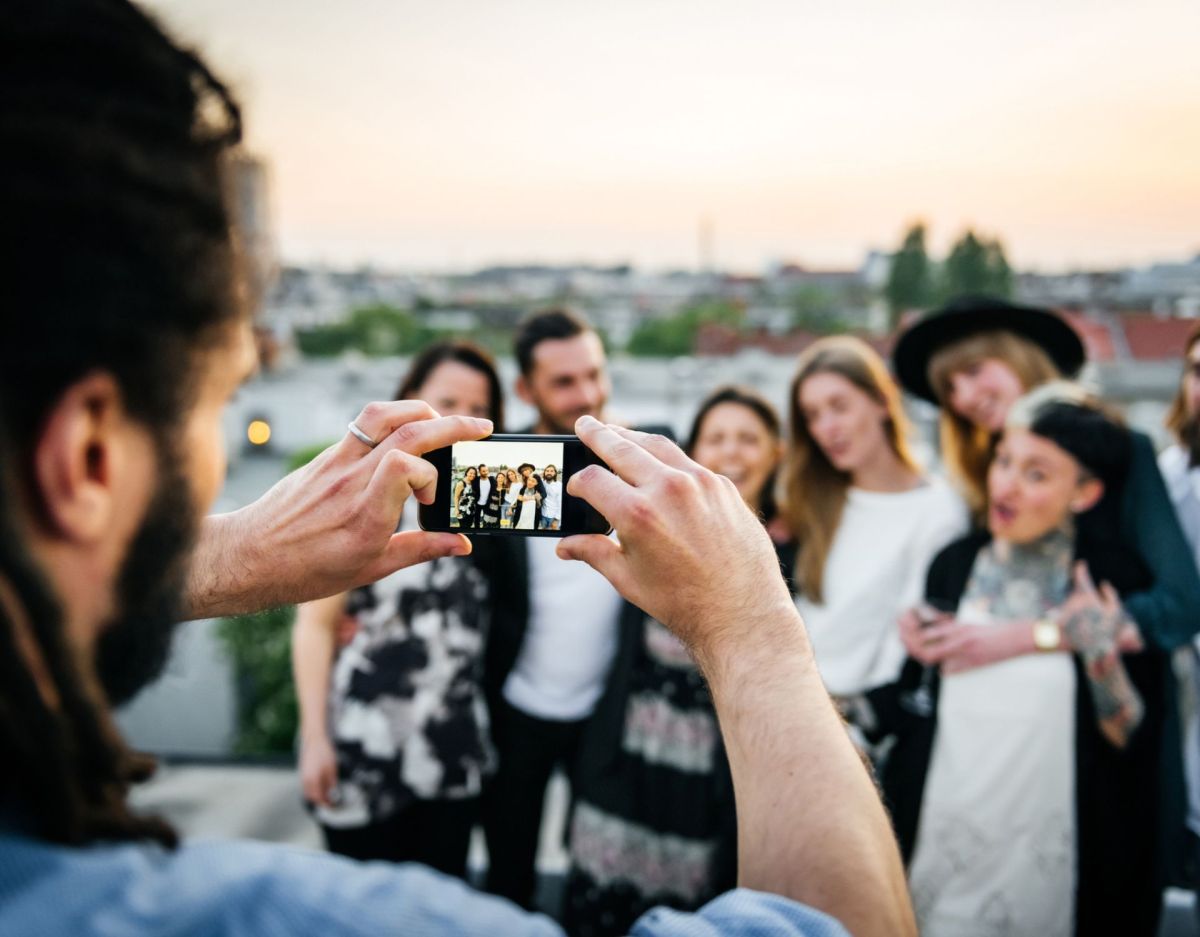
left=961, top=524, right=1075, bottom=621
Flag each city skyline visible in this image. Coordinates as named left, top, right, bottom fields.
left=145, top=0, right=1200, bottom=273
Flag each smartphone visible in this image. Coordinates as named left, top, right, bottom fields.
left=418, top=433, right=612, bottom=536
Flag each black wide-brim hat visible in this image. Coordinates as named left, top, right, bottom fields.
left=892, top=294, right=1086, bottom=404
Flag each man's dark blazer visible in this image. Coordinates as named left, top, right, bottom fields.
left=472, top=423, right=675, bottom=713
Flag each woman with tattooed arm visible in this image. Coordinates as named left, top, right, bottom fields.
left=865, top=387, right=1169, bottom=937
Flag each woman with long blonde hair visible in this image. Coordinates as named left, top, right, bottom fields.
left=783, top=336, right=966, bottom=707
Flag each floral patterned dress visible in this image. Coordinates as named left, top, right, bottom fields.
left=315, top=538, right=495, bottom=829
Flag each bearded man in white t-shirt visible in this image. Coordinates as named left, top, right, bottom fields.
left=477, top=464, right=495, bottom=527
left=539, top=465, right=563, bottom=531
left=476, top=308, right=627, bottom=910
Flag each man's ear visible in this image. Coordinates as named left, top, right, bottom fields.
left=33, top=372, right=130, bottom=543
left=1070, top=477, right=1104, bottom=515
left=514, top=373, right=535, bottom=407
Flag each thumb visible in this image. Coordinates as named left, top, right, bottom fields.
left=557, top=535, right=627, bottom=589
left=1073, top=560, right=1099, bottom=597
left=375, top=530, right=471, bottom=579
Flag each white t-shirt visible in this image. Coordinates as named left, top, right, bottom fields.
left=502, top=537, right=624, bottom=721
left=797, top=476, right=968, bottom=696
left=542, top=480, right=563, bottom=520
left=1159, top=444, right=1200, bottom=834
left=478, top=477, right=491, bottom=506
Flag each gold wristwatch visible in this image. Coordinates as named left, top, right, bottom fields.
left=1032, top=617, right=1061, bottom=651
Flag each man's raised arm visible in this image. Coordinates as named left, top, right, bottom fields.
left=558, top=416, right=916, bottom=937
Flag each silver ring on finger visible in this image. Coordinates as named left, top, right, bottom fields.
left=347, top=421, right=378, bottom=449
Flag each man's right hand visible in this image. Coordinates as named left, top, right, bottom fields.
left=559, top=415, right=916, bottom=937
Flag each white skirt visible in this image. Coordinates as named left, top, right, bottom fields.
left=908, top=630, right=1077, bottom=937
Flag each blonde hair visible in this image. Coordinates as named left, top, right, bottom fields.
left=926, top=331, right=1061, bottom=514
left=1165, top=324, right=1200, bottom=445
left=783, top=336, right=920, bottom=602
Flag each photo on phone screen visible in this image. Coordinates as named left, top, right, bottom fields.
left=450, top=438, right=563, bottom=531
left=419, top=434, right=611, bottom=537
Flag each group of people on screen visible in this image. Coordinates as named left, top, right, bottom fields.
left=454, top=463, right=563, bottom=531
left=293, top=301, right=1200, bottom=937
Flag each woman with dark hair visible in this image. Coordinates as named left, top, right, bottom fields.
left=783, top=337, right=966, bottom=720
left=871, top=388, right=1168, bottom=936
left=292, top=340, right=504, bottom=877
left=512, top=473, right=542, bottom=530
left=488, top=469, right=510, bottom=528
left=563, top=386, right=792, bottom=936
left=455, top=466, right=480, bottom=529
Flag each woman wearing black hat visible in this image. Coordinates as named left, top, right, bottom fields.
left=893, top=295, right=1200, bottom=656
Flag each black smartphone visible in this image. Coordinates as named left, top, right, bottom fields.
left=418, top=433, right=612, bottom=536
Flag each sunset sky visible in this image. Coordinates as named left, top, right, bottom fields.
left=145, top=0, right=1200, bottom=272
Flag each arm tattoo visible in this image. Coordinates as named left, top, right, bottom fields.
left=1058, top=585, right=1144, bottom=747
left=1061, top=605, right=1117, bottom=658
left=1081, top=647, right=1144, bottom=749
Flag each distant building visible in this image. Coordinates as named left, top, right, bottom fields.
left=1122, top=256, right=1200, bottom=316
left=229, top=152, right=277, bottom=312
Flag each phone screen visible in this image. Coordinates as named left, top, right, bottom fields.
left=450, top=438, right=563, bottom=531
left=419, top=434, right=611, bottom=536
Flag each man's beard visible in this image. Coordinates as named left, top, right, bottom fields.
left=95, top=451, right=199, bottom=707
left=543, top=407, right=601, bottom=435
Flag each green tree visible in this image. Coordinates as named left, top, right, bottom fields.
left=216, top=606, right=298, bottom=754
left=626, top=300, right=743, bottom=357
left=347, top=304, right=423, bottom=356
left=983, top=240, right=1013, bottom=297
left=790, top=285, right=850, bottom=334
left=885, top=223, right=934, bottom=324
left=940, top=230, right=1013, bottom=301
left=294, top=322, right=354, bottom=357
left=295, top=304, right=439, bottom=358
left=214, top=443, right=335, bottom=755
left=940, top=230, right=989, bottom=299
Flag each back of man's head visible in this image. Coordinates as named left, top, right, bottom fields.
left=1, top=0, right=245, bottom=453
left=0, top=0, right=245, bottom=848
left=514, top=308, right=593, bottom=378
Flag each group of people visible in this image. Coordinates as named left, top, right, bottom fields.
left=454, top=463, right=563, bottom=530
left=291, top=295, right=1200, bottom=937
left=5, top=4, right=1200, bottom=937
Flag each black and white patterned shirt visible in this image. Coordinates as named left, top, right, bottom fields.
left=317, top=525, right=494, bottom=828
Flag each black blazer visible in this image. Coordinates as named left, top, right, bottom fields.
left=474, top=423, right=675, bottom=713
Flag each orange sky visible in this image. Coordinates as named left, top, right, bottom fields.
left=146, top=0, right=1200, bottom=271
